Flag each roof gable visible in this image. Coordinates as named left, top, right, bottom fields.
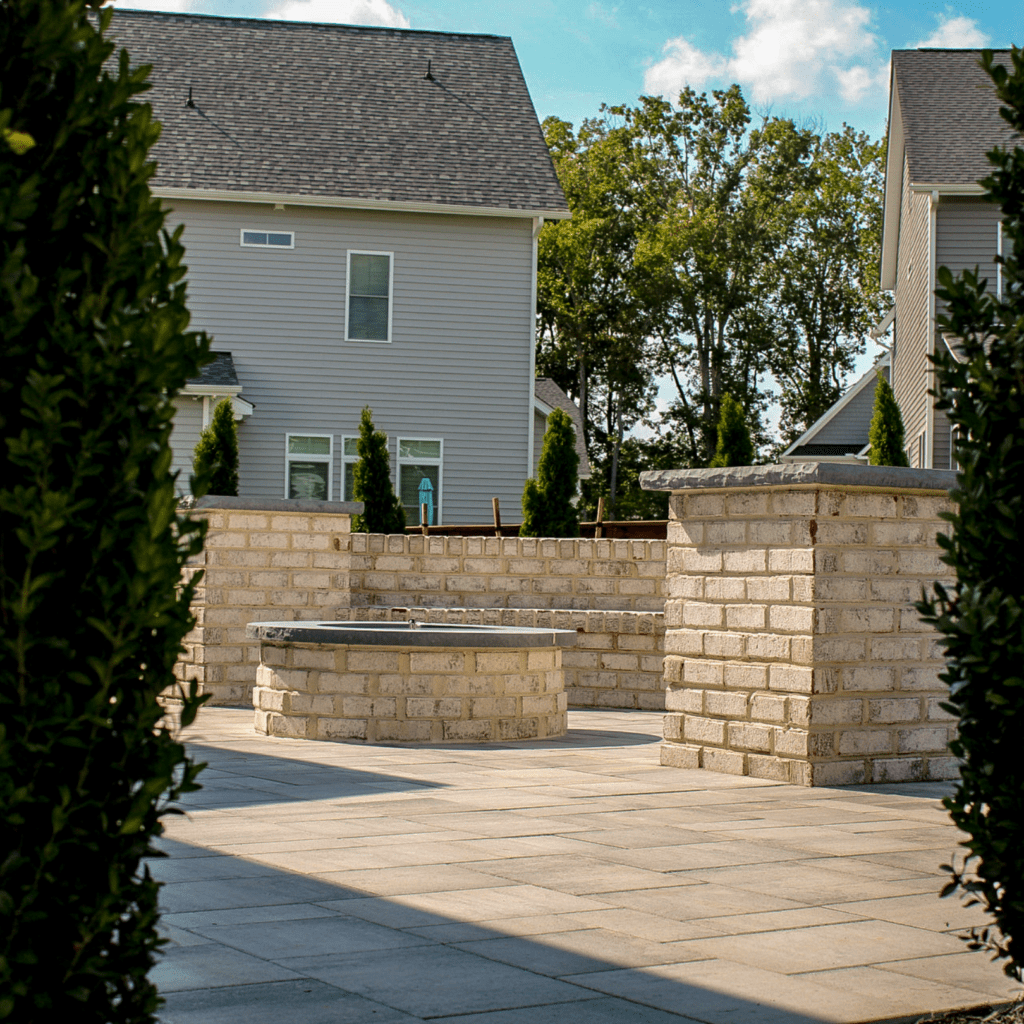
left=108, top=10, right=568, bottom=216
left=891, top=49, right=1017, bottom=188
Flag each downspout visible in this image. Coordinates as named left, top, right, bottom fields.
left=527, top=216, right=543, bottom=477
left=926, top=191, right=938, bottom=469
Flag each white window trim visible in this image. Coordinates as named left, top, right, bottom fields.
left=397, top=437, right=443, bottom=526
left=284, top=433, right=333, bottom=501
left=346, top=249, right=394, bottom=343
left=240, top=229, right=295, bottom=249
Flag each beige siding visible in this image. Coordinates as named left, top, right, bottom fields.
left=167, top=200, right=535, bottom=524
left=892, top=158, right=931, bottom=466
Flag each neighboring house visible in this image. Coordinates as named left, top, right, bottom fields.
left=780, top=353, right=890, bottom=464
left=110, top=10, right=569, bottom=524
left=533, top=378, right=592, bottom=480
left=880, top=48, right=1017, bottom=469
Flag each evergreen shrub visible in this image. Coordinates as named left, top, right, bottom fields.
left=521, top=408, right=580, bottom=537
left=708, top=393, right=754, bottom=467
left=192, top=398, right=239, bottom=496
left=1, top=1, right=211, bottom=1019
left=352, top=407, right=405, bottom=533
left=917, top=47, right=1024, bottom=981
left=868, top=371, right=909, bottom=466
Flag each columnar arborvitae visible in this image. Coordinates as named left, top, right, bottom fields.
left=917, top=47, right=1024, bottom=982
left=708, top=393, right=754, bottom=467
left=521, top=408, right=580, bottom=537
left=352, top=407, right=405, bottom=533
left=1, top=2, right=210, bottom=1019
left=868, top=371, right=909, bottom=466
left=193, top=398, right=240, bottom=495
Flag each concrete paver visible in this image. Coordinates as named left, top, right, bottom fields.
left=155, top=707, right=1021, bottom=1023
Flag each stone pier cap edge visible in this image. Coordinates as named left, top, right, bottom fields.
left=246, top=620, right=579, bottom=648
left=640, top=461, right=957, bottom=494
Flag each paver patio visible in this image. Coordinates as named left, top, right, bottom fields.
left=154, top=707, right=1021, bottom=1023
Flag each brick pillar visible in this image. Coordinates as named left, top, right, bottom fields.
left=641, top=464, right=958, bottom=786
left=176, top=496, right=360, bottom=706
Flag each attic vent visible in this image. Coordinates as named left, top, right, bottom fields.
left=241, top=230, right=294, bottom=249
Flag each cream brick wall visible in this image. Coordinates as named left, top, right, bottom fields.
left=661, top=486, right=956, bottom=786
left=348, top=534, right=666, bottom=612
left=176, top=508, right=353, bottom=705
left=254, top=641, right=567, bottom=743
left=343, top=606, right=666, bottom=710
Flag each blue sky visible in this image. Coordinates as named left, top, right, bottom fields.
left=113, top=0, right=1022, bottom=140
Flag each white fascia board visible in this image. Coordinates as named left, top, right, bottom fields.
left=880, top=74, right=905, bottom=291
left=182, top=384, right=242, bottom=396
left=909, top=183, right=986, bottom=195
left=231, top=396, right=255, bottom=419
left=533, top=396, right=556, bottom=416
left=780, top=352, right=891, bottom=457
left=153, top=186, right=572, bottom=221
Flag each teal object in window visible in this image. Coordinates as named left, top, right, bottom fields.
left=418, top=477, right=434, bottom=525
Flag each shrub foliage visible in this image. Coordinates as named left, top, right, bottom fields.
left=521, top=408, right=580, bottom=537
left=193, top=398, right=239, bottom=496
left=868, top=370, right=909, bottom=466
left=352, top=407, right=406, bottom=533
left=708, top=393, right=754, bottom=468
left=917, top=47, right=1024, bottom=981
left=1, top=2, right=210, bottom=1018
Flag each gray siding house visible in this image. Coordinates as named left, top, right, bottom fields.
left=880, top=49, right=1016, bottom=469
left=110, top=10, right=569, bottom=524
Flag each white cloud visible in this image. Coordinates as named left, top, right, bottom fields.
left=264, top=0, right=409, bottom=28
left=644, top=0, right=887, bottom=107
left=912, top=14, right=989, bottom=49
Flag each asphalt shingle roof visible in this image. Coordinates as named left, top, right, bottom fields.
left=108, top=10, right=568, bottom=214
left=892, top=49, right=1019, bottom=186
left=186, top=351, right=240, bottom=389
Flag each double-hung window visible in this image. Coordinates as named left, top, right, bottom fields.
left=285, top=434, right=332, bottom=500
left=397, top=438, right=442, bottom=525
left=347, top=251, right=392, bottom=342
left=341, top=436, right=360, bottom=500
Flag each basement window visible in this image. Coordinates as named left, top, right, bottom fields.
left=241, top=230, right=295, bottom=248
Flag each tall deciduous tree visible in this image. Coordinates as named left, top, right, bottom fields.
left=917, top=47, right=1024, bottom=981
left=1, top=1, right=209, bottom=1017
left=769, top=126, right=888, bottom=442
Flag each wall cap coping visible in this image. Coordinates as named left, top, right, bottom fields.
left=194, top=495, right=364, bottom=515
left=640, top=462, right=956, bottom=494
left=246, top=620, right=578, bottom=648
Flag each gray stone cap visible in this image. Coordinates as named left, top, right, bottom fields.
left=195, top=495, right=363, bottom=515
left=640, top=462, right=957, bottom=494
left=246, top=620, right=578, bottom=648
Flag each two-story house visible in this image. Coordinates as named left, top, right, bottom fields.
left=110, top=10, right=570, bottom=524
left=782, top=48, right=1016, bottom=468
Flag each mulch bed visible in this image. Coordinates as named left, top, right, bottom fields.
left=917, top=1003, right=1024, bottom=1024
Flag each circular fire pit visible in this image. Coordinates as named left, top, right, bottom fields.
left=245, top=620, right=577, bottom=744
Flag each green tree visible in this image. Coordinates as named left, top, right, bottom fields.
left=708, top=393, right=755, bottom=467
left=867, top=371, right=909, bottom=466
left=192, top=398, right=239, bottom=495
left=536, top=115, right=656, bottom=507
left=352, top=407, right=405, bottom=533
left=917, top=47, right=1024, bottom=981
left=769, top=126, right=889, bottom=442
left=1, top=2, right=210, bottom=1018
left=520, top=409, right=580, bottom=537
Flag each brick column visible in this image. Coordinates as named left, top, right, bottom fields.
left=176, top=496, right=361, bottom=706
left=641, top=463, right=958, bottom=786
